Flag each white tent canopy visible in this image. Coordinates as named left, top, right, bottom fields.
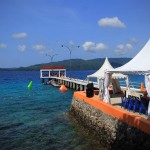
left=87, top=57, right=126, bottom=80
left=108, top=39, right=150, bottom=74
left=87, top=57, right=127, bottom=99
left=105, top=39, right=150, bottom=119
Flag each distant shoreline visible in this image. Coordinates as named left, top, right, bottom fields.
left=0, top=57, right=131, bottom=71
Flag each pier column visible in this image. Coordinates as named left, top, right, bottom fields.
left=60, top=79, right=63, bottom=84
left=40, top=70, right=42, bottom=78
left=83, top=85, right=86, bottom=91
left=49, top=71, right=51, bottom=78
left=66, top=81, right=68, bottom=87
left=80, top=85, right=82, bottom=91
left=58, top=79, right=60, bottom=83
left=76, top=84, right=80, bottom=91
left=73, top=83, right=76, bottom=89
left=59, top=70, right=60, bottom=77
left=42, top=78, right=44, bottom=83
left=75, top=84, right=78, bottom=90
left=65, top=81, right=67, bottom=86
left=80, top=85, right=84, bottom=91
left=70, top=82, right=73, bottom=88
left=67, top=81, right=69, bottom=87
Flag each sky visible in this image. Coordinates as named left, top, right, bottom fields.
left=0, top=0, right=150, bottom=68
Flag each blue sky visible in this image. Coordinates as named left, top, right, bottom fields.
left=0, top=0, right=150, bottom=68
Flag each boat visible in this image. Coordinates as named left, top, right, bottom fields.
left=50, top=81, right=61, bottom=87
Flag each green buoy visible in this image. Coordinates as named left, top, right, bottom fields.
left=27, top=81, right=33, bottom=89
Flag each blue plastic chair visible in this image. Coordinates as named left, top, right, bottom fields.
left=124, top=98, right=129, bottom=109
left=128, top=98, right=134, bottom=111
left=139, top=102, right=148, bottom=115
left=133, top=98, right=139, bottom=112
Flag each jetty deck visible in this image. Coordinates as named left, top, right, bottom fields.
left=40, top=66, right=99, bottom=91
left=41, top=76, right=99, bottom=91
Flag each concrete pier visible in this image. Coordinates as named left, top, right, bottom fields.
left=41, top=76, right=99, bottom=91
left=40, top=66, right=99, bottom=91
left=69, top=91, right=150, bottom=149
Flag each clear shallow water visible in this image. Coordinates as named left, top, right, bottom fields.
left=0, top=71, right=144, bottom=150
left=0, top=71, right=102, bottom=150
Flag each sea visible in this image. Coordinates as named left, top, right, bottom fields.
left=0, top=70, right=144, bottom=150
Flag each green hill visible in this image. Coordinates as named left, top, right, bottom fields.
left=0, top=58, right=131, bottom=71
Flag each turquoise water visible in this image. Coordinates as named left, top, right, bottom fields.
left=0, top=71, right=102, bottom=150
left=0, top=71, right=144, bottom=150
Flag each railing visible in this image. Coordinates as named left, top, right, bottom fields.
left=119, top=80, right=141, bottom=90
left=41, top=74, right=142, bottom=91
left=130, top=81, right=141, bottom=89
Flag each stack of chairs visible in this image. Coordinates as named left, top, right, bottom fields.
left=121, top=95, right=148, bottom=115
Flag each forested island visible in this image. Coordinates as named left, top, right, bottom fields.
left=0, top=58, right=131, bottom=71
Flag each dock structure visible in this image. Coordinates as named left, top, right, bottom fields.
left=40, top=66, right=67, bottom=79
left=40, top=66, right=99, bottom=91
left=69, top=91, right=150, bottom=149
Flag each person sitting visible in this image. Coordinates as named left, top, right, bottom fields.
left=140, top=82, right=147, bottom=92
left=140, top=91, right=149, bottom=109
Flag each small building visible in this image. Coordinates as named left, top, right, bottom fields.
left=40, top=66, right=66, bottom=81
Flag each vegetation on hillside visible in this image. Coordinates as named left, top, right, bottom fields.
left=0, top=58, right=131, bottom=71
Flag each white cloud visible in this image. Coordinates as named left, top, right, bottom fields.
left=98, top=17, right=126, bottom=28
left=82, top=41, right=107, bottom=52
left=12, top=32, right=27, bottom=39
left=69, top=40, right=74, bottom=45
left=40, top=49, right=53, bottom=55
left=126, top=43, right=133, bottom=49
left=17, top=45, right=26, bottom=52
left=32, top=44, right=45, bottom=51
left=0, top=43, right=7, bottom=48
left=32, top=44, right=53, bottom=55
left=130, top=38, right=139, bottom=43
left=115, top=43, right=133, bottom=55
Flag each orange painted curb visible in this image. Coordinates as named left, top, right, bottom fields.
left=73, top=91, right=150, bottom=134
